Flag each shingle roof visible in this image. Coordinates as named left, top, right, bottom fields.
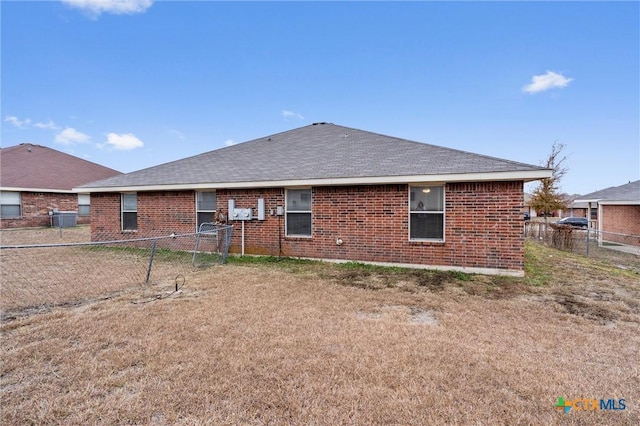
left=80, top=123, right=549, bottom=190
left=1, top=143, right=121, bottom=192
left=574, top=180, right=640, bottom=202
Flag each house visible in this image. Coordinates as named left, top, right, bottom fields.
left=523, top=192, right=537, bottom=219
left=1, top=143, right=121, bottom=229
left=566, top=193, right=589, bottom=219
left=524, top=191, right=576, bottom=219
left=77, top=123, right=551, bottom=276
left=572, top=180, right=640, bottom=244
left=568, top=199, right=590, bottom=219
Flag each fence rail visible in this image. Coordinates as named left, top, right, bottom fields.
left=524, top=222, right=640, bottom=270
left=0, top=224, right=232, bottom=318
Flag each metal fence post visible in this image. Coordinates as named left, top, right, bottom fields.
left=146, top=239, right=158, bottom=284
left=586, top=228, right=590, bottom=257
left=192, top=229, right=202, bottom=266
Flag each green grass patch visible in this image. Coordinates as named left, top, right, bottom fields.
left=227, top=255, right=316, bottom=266
left=337, top=261, right=407, bottom=275
left=523, top=242, right=552, bottom=286
left=601, top=241, right=622, bottom=247
left=225, top=255, right=321, bottom=274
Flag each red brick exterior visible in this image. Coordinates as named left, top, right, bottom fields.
left=0, top=192, right=89, bottom=229
left=567, top=208, right=587, bottom=218
left=89, top=181, right=525, bottom=273
left=601, top=205, right=640, bottom=245
left=90, top=191, right=197, bottom=239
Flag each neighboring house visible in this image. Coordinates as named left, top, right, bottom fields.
left=561, top=194, right=586, bottom=219
left=568, top=199, right=589, bottom=219
left=572, top=180, right=640, bottom=244
left=523, top=191, right=565, bottom=218
left=523, top=192, right=538, bottom=219
left=1, top=143, right=121, bottom=229
left=78, top=123, right=551, bottom=276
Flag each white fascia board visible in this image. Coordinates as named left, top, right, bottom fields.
left=0, top=186, right=76, bottom=194
left=598, top=200, right=640, bottom=205
left=573, top=198, right=602, bottom=203
left=76, top=169, right=552, bottom=193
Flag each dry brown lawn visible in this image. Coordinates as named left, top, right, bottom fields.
left=1, top=234, right=639, bottom=424
left=0, top=225, right=92, bottom=245
left=0, top=227, right=206, bottom=314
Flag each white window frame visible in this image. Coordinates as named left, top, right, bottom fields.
left=78, top=194, right=91, bottom=217
left=0, top=191, right=21, bottom=219
left=285, top=188, right=312, bottom=237
left=196, top=191, right=217, bottom=230
left=409, top=185, right=445, bottom=242
left=121, top=192, right=137, bottom=231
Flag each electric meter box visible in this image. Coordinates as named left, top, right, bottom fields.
left=232, top=208, right=253, bottom=221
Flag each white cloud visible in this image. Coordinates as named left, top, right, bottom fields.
left=523, top=71, right=573, bottom=94
left=282, top=110, right=304, bottom=120
left=35, top=120, right=61, bottom=130
left=4, top=116, right=31, bottom=128
left=55, top=127, right=90, bottom=145
left=103, top=132, right=144, bottom=150
left=62, top=0, right=153, bottom=17
left=224, top=139, right=236, bottom=147
left=169, top=129, right=186, bottom=140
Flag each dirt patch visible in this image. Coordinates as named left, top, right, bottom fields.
left=356, top=304, right=439, bottom=325
left=331, top=268, right=473, bottom=293
left=332, top=269, right=390, bottom=290
left=412, top=270, right=452, bottom=290
left=409, top=306, right=439, bottom=325
left=554, top=294, right=618, bottom=324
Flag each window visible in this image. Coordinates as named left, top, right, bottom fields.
left=78, top=194, right=90, bottom=216
left=0, top=191, right=21, bottom=218
left=196, top=191, right=217, bottom=230
left=121, top=193, right=137, bottom=231
left=409, top=186, right=444, bottom=240
left=286, top=188, right=311, bottom=237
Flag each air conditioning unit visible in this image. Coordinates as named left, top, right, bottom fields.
left=52, top=211, right=77, bottom=228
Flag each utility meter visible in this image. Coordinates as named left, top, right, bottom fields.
left=232, top=208, right=253, bottom=221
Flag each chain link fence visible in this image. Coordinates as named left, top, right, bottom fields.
left=524, top=222, right=640, bottom=271
left=0, top=224, right=232, bottom=319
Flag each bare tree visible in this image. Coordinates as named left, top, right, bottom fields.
left=529, top=141, right=568, bottom=222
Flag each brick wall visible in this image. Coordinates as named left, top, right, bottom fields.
left=90, top=191, right=197, bottom=240
left=217, top=188, right=284, bottom=256
left=90, top=181, right=525, bottom=272
left=567, top=208, right=587, bottom=218
left=89, top=192, right=120, bottom=238
left=601, top=205, right=640, bottom=245
left=0, top=192, right=86, bottom=229
left=444, top=182, right=524, bottom=270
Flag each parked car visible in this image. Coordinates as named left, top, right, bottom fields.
left=556, top=217, right=588, bottom=229
left=524, top=212, right=531, bottom=221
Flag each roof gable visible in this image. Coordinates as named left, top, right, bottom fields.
left=1, top=144, right=121, bottom=192
left=80, top=123, right=549, bottom=190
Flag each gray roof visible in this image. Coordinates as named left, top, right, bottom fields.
left=79, top=123, right=549, bottom=190
left=574, top=180, right=640, bottom=202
